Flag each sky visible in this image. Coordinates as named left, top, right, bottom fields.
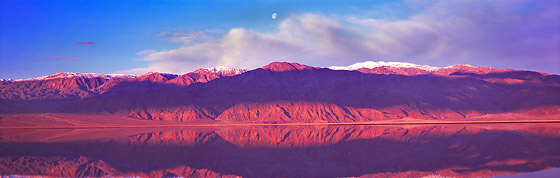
left=0, top=0, right=559, bottom=79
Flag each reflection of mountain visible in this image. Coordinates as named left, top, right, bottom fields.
left=1, top=62, right=559, bottom=122
left=1, top=124, right=559, bottom=177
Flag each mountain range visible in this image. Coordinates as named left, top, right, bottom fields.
left=1, top=61, right=559, bottom=123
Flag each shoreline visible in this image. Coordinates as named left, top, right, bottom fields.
left=2, top=120, right=560, bottom=130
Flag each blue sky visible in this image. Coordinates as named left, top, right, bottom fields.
left=1, top=0, right=559, bottom=79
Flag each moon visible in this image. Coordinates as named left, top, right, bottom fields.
left=272, top=13, right=277, bottom=20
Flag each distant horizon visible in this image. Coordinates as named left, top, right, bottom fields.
left=1, top=0, right=559, bottom=79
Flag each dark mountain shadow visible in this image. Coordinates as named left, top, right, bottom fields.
left=2, top=67, right=559, bottom=119
left=65, top=68, right=560, bottom=117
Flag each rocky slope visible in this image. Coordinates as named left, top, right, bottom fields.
left=1, top=61, right=559, bottom=122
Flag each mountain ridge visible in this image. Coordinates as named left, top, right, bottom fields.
left=6, top=61, right=545, bottom=81
left=1, top=61, right=559, bottom=122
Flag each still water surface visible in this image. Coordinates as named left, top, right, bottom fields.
left=1, top=124, right=559, bottom=177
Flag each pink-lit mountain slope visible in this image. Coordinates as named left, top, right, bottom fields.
left=0, top=67, right=246, bottom=100
left=1, top=61, right=559, bottom=122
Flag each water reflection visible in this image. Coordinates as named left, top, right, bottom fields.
left=1, top=124, right=559, bottom=177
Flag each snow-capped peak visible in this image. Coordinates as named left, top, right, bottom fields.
left=13, top=72, right=137, bottom=81
left=328, top=61, right=441, bottom=71
left=143, top=72, right=178, bottom=78
left=202, top=66, right=247, bottom=76
left=106, top=73, right=138, bottom=79
left=0, top=79, right=14, bottom=83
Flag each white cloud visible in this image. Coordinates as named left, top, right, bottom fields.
left=119, top=0, right=560, bottom=75
left=135, top=50, right=157, bottom=56
left=158, top=30, right=222, bottom=44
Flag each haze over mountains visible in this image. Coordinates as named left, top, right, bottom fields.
left=1, top=61, right=559, bottom=123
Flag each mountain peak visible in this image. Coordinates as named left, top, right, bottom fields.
left=31, top=72, right=84, bottom=80
left=262, top=62, right=316, bottom=72
left=329, top=61, right=440, bottom=71
left=142, top=72, right=178, bottom=78
left=195, top=66, right=247, bottom=77
left=137, top=72, right=178, bottom=82
left=12, top=72, right=137, bottom=81
left=328, top=61, right=515, bottom=76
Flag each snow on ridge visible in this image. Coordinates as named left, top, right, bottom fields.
left=203, top=66, right=248, bottom=76
left=106, top=73, right=138, bottom=78
left=143, top=72, right=178, bottom=78
left=0, top=79, right=14, bottom=82
left=4, top=66, right=247, bottom=82
left=12, top=72, right=138, bottom=81
left=328, top=61, right=441, bottom=71
left=441, top=64, right=475, bottom=68
left=4, top=62, right=487, bottom=82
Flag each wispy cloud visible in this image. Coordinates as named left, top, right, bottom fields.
left=40, top=56, right=80, bottom=61
left=136, top=50, right=157, bottom=56
left=119, top=0, right=560, bottom=75
left=21, top=56, right=80, bottom=62
left=157, top=30, right=222, bottom=44
left=75, top=41, right=94, bottom=45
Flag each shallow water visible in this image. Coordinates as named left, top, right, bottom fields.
left=1, top=124, right=559, bottom=177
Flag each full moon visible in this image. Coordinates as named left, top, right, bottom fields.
left=272, top=13, right=277, bottom=20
